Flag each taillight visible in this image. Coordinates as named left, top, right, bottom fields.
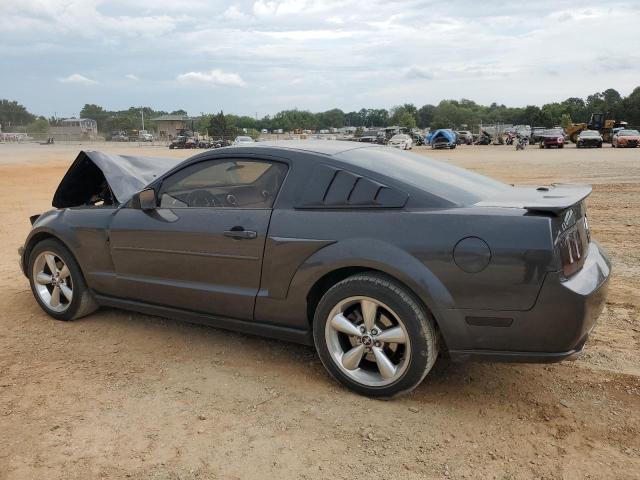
left=557, top=137, right=564, bottom=143
left=558, top=217, right=589, bottom=278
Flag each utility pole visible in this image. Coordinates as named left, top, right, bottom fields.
left=141, top=109, right=145, bottom=131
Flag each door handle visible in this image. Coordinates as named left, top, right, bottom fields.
left=224, top=228, right=257, bottom=240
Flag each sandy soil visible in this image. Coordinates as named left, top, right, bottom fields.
left=0, top=142, right=638, bottom=479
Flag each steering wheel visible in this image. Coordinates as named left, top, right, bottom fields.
left=186, top=189, right=219, bottom=207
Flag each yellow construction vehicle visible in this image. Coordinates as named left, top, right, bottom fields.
left=566, top=113, right=628, bottom=143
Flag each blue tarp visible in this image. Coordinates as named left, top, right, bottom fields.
left=427, top=129, right=456, bottom=145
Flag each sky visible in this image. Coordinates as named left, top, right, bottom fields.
left=1, top=0, right=639, bottom=118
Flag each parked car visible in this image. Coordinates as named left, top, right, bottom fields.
left=429, top=129, right=456, bottom=149
left=19, top=143, right=611, bottom=397
left=576, top=130, right=603, bottom=148
left=612, top=129, right=640, bottom=148
left=169, top=136, right=197, bottom=149
left=212, top=138, right=231, bottom=148
left=387, top=134, right=412, bottom=150
left=233, top=136, right=254, bottom=145
left=539, top=128, right=566, bottom=148
left=410, top=132, right=425, bottom=146
left=530, top=127, right=545, bottom=144
left=359, top=130, right=385, bottom=144
left=138, top=130, right=154, bottom=142
left=455, top=130, right=473, bottom=145
left=474, top=130, right=492, bottom=145
left=109, top=131, right=128, bottom=142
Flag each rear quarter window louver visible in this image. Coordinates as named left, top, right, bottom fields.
left=295, top=164, right=408, bottom=208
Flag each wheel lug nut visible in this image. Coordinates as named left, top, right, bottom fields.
left=360, top=326, right=366, bottom=333
left=371, top=328, right=378, bottom=335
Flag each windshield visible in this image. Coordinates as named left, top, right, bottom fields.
left=337, top=147, right=508, bottom=205
left=544, top=129, right=564, bottom=136
left=619, top=130, right=640, bottom=136
left=235, top=136, right=253, bottom=142
left=580, top=131, right=600, bottom=137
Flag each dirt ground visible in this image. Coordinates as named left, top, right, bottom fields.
left=1, top=142, right=639, bottom=480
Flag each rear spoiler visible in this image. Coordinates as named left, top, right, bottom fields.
left=475, top=184, right=592, bottom=215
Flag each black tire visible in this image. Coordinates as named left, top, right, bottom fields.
left=312, top=273, right=439, bottom=398
left=28, top=239, right=98, bottom=321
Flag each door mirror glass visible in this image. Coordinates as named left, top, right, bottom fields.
left=138, top=188, right=157, bottom=210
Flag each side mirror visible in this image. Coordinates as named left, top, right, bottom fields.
left=137, top=188, right=157, bottom=210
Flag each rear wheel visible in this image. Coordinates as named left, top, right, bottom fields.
left=28, top=239, right=98, bottom=321
left=313, top=273, right=439, bottom=398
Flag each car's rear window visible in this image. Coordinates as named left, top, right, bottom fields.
left=336, top=147, right=508, bottom=205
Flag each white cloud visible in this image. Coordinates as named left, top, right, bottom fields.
left=58, top=73, right=98, bottom=85
left=125, top=74, right=139, bottom=81
left=1, top=0, right=639, bottom=116
left=176, top=69, right=247, bottom=87
left=223, top=5, right=248, bottom=21
left=260, top=29, right=352, bottom=40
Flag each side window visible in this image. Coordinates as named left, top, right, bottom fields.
left=159, top=159, right=287, bottom=209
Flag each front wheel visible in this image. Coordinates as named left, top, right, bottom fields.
left=28, top=239, right=98, bottom=321
left=313, top=273, right=439, bottom=398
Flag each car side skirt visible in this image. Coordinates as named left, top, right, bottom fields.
left=94, top=294, right=314, bottom=345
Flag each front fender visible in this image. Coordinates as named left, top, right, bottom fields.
left=21, top=208, right=115, bottom=289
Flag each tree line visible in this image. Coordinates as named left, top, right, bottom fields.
left=2, top=86, right=639, bottom=135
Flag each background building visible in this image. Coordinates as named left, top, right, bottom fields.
left=50, top=118, right=98, bottom=139
left=151, top=114, right=191, bottom=138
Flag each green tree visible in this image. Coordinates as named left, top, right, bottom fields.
left=398, top=111, right=417, bottom=129
left=389, top=104, right=418, bottom=126
left=208, top=111, right=238, bottom=139
left=316, top=108, right=345, bottom=129
left=0, top=99, right=35, bottom=128
left=417, top=104, right=436, bottom=128
left=26, top=117, right=49, bottom=133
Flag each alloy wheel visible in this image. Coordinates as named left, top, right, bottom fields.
left=325, top=296, right=411, bottom=387
left=32, top=251, right=73, bottom=313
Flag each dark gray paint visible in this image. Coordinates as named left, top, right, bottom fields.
left=21, top=142, right=611, bottom=362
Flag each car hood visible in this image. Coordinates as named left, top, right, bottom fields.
left=475, top=184, right=592, bottom=215
left=619, top=135, right=640, bottom=140
left=52, top=150, right=184, bottom=208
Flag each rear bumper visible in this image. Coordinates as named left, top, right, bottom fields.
left=447, top=241, right=611, bottom=363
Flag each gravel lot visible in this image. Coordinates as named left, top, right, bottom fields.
left=1, top=142, right=639, bottom=479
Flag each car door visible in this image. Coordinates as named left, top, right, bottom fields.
left=108, top=158, right=288, bottom=321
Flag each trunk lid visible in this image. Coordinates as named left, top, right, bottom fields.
left=476, top=184, right=592, bottom=279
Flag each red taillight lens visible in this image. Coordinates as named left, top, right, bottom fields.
left=558, top=217, right=589, bottom=278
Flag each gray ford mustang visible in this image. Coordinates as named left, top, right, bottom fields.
left=19, top=142, right=611, bottom=397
